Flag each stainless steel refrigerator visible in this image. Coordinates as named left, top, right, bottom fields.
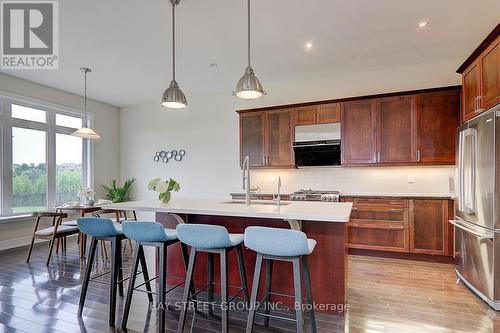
left=452, top=103, right=500, bottom=310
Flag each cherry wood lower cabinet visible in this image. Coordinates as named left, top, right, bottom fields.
left=342, top=197, right=454, bottom=257
left=409, top=199, right=454, bottom=256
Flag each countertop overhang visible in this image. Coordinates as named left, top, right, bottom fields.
left=106, top=199, right=352, bottom=223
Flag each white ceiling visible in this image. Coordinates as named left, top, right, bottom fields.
left=2, top=0, right=499, bottom=107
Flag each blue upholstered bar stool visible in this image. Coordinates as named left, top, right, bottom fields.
left=244, top=226, right=317, bottom=333
left=120, top=221, right=196, bottom=332
left=77, top=217, right=151, bottom=326
left=176, top=224, right=250, bottom=333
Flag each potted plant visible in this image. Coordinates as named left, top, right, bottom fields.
left=148, top=178, right=180, bottom=203
left=102, top=178, right=136, bottom=203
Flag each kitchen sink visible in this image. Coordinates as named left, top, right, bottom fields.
left=221, top=200, right=291, bottom=206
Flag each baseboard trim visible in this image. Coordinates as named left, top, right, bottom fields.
left=0, top=236, right=44, bottom=252
left=349, top=248, right=455, bottom=264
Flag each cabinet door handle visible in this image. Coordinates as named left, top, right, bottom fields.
left=377, top=151, right=381, bottom=163
left=476, top=96, right=482, bottom=113
left=263, top=155, right=266, bottom=166
left=416, top=150, right=421, bottom=162
left=373, top=152, right=376, bottom=163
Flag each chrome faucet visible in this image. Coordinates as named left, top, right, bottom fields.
left=273, top=176, right=282, bottom=206
left=242, top=156, right=251, bottom=205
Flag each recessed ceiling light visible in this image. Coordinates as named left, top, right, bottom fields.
left=209, top=63, right=218, bottom=67
left=305, top=41, right=313, bottom=50
left=417, top=20, right=429, bottom=30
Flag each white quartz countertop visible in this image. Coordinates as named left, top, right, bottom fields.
left=106, top=198, right=352, bottom=223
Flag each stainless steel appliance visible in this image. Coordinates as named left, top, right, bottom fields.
left=290, top=189, right=340, bottom=202
left=293, top=123, right=341, bottom=167
left=452, top=104, right=500, bottom=310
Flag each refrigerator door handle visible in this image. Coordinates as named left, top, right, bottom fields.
left=449, top=219, right=493, bottom=240
left=458, top=128, right=477, bottom=215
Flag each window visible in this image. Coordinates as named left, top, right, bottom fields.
left=56, top=134, right=82, bottom=205
left=56, top=114, right=82, bottom=128
left=0, top=95, right=92, bottom=217
left=12, top=127, right=47, bottom=213
left=11, top=104, right=46, bottom=123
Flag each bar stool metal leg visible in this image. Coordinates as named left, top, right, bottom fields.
left=109, top=238, right=120, bottom=326
left=302, top=256, right=317, bottom=333
left=116, top=240, right=124, bottom=297
left=181, top=243, right=198, bottom=305
left=158, top=242, right=167, bottom=333
left=178, top=248, right=197, bottom=333
left=207, top=252, right=215, bottom=317
left=292, top=258, right=304, bottom=333
left=138, top=245, right=154, bottom=303
left=263, top=259, right=273, bottom=327
left=78, top=237, right=98, bottom=317
left=121, top=243, right=141, bottom=329
left=220, top=249, right=228, bottom=333
left=245, top=253, right=263, bottom=333
left=236, top=244, right=250, bottom=305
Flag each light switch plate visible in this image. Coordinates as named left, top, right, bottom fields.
left=408, top=175, right=415, bottom=184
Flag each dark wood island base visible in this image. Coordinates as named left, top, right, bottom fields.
left=156, top=212, right=348, bottom=314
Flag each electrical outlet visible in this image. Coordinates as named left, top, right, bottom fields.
left=408, top=175, right=415, bottom=184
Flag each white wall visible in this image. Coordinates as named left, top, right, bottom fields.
left=0, top=73, right=121, bottom=248
left=120, top=60, right=460, bottom=202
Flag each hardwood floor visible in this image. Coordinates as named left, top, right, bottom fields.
left=0, top=238, right=499, bottom=333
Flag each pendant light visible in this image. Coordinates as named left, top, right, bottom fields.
left=161, top=0, right=187, bottom=109
left=72, top=67, right=101, bottom=140
left=234, top=0, right=265, bottom=99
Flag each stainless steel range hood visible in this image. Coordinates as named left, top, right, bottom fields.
left=294, top=123, right=340, bottom=142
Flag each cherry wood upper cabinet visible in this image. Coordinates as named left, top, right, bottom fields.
left=416, top=90, right=460, bottom=164
left=266, top=109, right=294, bottom=166
left=341, top=99, right=376, bottom=165
left=238, top=86, right=460, bottom=168
left=480, top=38, right=499, bottom=110
left=294, top=103, right=340, bottom=125
left=240, top=112, right=265, bottom=167
left=377, top=96, right=415, bottom=164
left=462, top=63, right=480, bottom=121
left=294, top=106, right=317, bottom=125
left=458, top=25, right=500, bottom=122
left=409, top=199, right=452, bottom=256
left=318, top=103, right=341, bottom=123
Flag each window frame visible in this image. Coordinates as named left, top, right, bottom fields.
left=0, top=91, right=94, bottom=218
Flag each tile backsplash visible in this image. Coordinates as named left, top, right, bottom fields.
left=251, top=166, right=456, bottom=196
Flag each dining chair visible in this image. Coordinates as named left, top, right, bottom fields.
left=26, top=211, right=80, bottom=266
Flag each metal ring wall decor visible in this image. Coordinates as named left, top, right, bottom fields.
left=153, top=149, right=186, bottom=163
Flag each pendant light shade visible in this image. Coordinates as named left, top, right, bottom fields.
left=235, top=66, right=264, bottom=99
left=161, top=0, right=187, bottom=109
left=234, top=0, right=265, bottom=99
left=72, top=67, right=101, bottom=140
left=72, top=127, right=101, bottom=140
left=161, top=80, right=187, bottom=108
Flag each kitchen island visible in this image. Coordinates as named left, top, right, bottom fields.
left=107, top=199, right=353, bottom=314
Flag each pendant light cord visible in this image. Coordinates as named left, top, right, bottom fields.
left=247, top=0, right=251, bottom=68
left=172, top=2, right=176, bottom=81
left=83, top=70, right=88, bottom=126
